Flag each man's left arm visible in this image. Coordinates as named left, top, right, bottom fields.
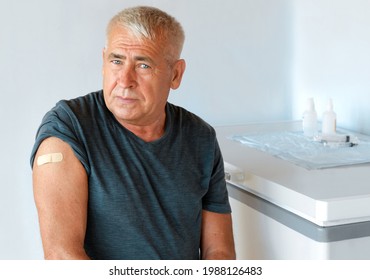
left=200, top=210, right=236, bottom=260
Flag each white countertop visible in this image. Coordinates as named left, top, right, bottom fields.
left=216, top=121, right=370, bottom=226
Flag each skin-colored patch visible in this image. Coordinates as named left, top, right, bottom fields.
left=37, top=153, right=63, bottom=166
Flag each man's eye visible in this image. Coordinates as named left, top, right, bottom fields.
left=138, top=63, right=150, bottom=69
left=111, top=60, right=122, bottom=65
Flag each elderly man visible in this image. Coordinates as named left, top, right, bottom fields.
left=31, top=6, right=235, bottom=260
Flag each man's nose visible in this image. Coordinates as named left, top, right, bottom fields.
left=118, top=66, right=137, bottom=88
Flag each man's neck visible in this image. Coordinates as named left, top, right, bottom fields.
left=120, top=114, right=166, bottom=142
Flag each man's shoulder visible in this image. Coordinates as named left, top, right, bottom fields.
left=167, top=103, right=213, bottom=127
left=40, top=90, right=106, bottom=131
left=167, top=103, right=215, bottom=136
left=57, top=90, right=103, bottom=111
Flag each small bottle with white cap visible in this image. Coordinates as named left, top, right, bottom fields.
left=322, top=98, right=337, bottom=136
left=302, top=97, right=318, bottom=138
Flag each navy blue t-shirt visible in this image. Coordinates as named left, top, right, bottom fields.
left=30, top=90, right=231, bottom=259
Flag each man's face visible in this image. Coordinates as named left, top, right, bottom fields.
left=102, top=26, right=184, bottom=127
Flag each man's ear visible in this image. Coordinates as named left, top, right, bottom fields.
left=170, top=59, right=186, bottom=90
left=102, top=48, right=106, bottom=76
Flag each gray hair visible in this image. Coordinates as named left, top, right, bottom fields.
left=106, top=6, right=185, bottom=62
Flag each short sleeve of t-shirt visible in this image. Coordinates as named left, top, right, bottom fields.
left=202, top=134, right=231, bottom=214
left=29, top=100, right=90, bottom=175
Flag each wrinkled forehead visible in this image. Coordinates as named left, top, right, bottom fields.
left=106, top=25, right=175, bottom=63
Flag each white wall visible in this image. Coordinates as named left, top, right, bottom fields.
left=292, top=0, right=370, bottom=135
left=1, top=0, right=369, bottom=259
left=170, top=0, right=293, bottom=125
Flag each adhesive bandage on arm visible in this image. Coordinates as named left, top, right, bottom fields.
left=37, top=153, right=63, bottom=166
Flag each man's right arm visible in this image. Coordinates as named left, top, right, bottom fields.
left=32, top=137, right=90, bottom=259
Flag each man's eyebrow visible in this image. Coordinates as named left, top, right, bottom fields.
left=108, top=53, right=125, bottom=60
left=107, top=53, right=154, bottom=63
left=134, top=55, right=155, bottom=65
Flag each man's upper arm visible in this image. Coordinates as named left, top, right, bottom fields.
left=32, top=137, right=89, bottom=259
left=201, top=210, right=236, bottom=260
